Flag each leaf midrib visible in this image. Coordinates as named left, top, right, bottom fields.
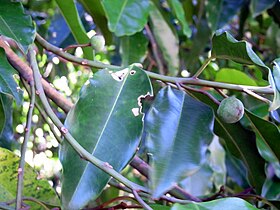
left=0, top=16, right=21, bottom=45
left=70, top=70, right=129, bottom=203
left=113, top=0, right=128, bottom=31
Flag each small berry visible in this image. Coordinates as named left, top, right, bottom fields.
left=217, top=96, right=244, bottom=123
left=90, top=35, right=105, bottom=52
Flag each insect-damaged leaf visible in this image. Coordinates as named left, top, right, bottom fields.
left=144, top=86, right=215, bottom=198
left=60, top=65, right=152, bottom=210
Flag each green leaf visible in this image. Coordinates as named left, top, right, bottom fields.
left=215, top=68, right=258, bottom=86
left=145, top=86, right=215, bottom=198
left=0, top=147, right=60, bottom=209
left=78, top=0, right=113, bottom=44
left=0, top=48, right=23, bottom=105
left=251, top=0, right=276, bottom=17
left=262, top=178, right=280, bottom=200
left=206, top=0, right=244, bottom=32
left=211, top=31, right=269, bottom=70
left=150, top=204, right=171, bottom=210
left=268, top=59, right=280, bottom=111
left=0, top=94, right=14, bottom=149
left=171, top=197, right=259, bottom=210
left=120, top=32, right=148, bottom=66
left=0, top=96, right=4, bottom=135
left=60, top=65, right=152, bottom=209
left=185, top=90, right=266, bottom=194
left=55, top=0, right=93, bottom=59
left=101, top=0, right=150, bottom=36
left=0, top=1, right=35, bottom=53
left=180, top=138, right=226, bottom=196
left=167, top=0, right=192, bottom=38
left=149, top=2, right=179, bottom=76
left=244, top=110, right=280, bottom=164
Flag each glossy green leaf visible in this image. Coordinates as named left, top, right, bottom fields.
left=78, top=0, right=113, bottom=44
left=149, top=2, right=179, bottom=76
left=180, top=138, right=226, bottom=196
left=244, top=110, right=280, bottom=164
left=55, top=0, right=93, bottom=59
left=60, top=65, right=152, bottom=209
left=262, top=178, right=280, bottom=200
left=0, top=1, right=35, bottom=53
left=145, top=86, right=215, bottom=198
left=120, top=32, right=148, bottom=66
left=206, top=0, right=244, bottom=32
left=101, top=0, right=150, bottom=36
left=0, top=94, right=14, bottom=149
left=211, top=31, right=269, bottom=71
left=215, top=68, right=258, bottom=86
left=171, top=197, right=259, bottom=210
left=185, top=90, right=266, bottom=193
left=268, top=58, right=280, bottom=111
left=251, top=0, right=276, bottom=17
left=0, top=48, right=23, bottom=105
left=0, top=147, right=60, bottom=209
left=167, top=0, right=192, bottom=38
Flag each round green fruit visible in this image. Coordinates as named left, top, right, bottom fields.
left=217, top=96, right=244, bottom=123
left=90, top=35, right=105, bottom=52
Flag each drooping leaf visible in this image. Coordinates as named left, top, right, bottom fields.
left=120, top=32, right=148, bottom=66
left=268, top=59, right=280, bottom=111
left=0, top=1, right=35, bottom=53
left=48, top=3, right=91, bottom=48
left=251, top=0, right=276, bottom=17
left=101, top=0, right=150, bottom=36
left=244, top=110, right=280, bottom=164
left=55, top=0, right=93, bottom=59
left=171, top=197, right=259, bottom=210
left=185, top=90, right=266, bottom=193
left=262, top=178, right=280, bottom=200
left=144, top=86, right=215, bottom=198
left=180, top=138, right=226, bottom=196
left=0, top=147, right=60, bottom=209
left=211, top=31, right=269, bottom=70
left=78, top=0, right=113, bottom=44
left=149, top=2, right=179, bottom=76
left=0, top=48, right=23, bottom=105
left=215, top=68, right=258, bottom=86
left=206, top=0, right=245, bottom=32
left=167, top=0, right=192, bottom=38
left=60, top=65, right=152, bottom=209
left=0, top=94, right=14, bottom=149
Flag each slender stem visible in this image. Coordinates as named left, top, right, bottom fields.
left=63, top=43, right=91, bottom=52
left=98, top=196, right=138, bottom=209
left=181, top=84, right=220, bottom=105
left=15, top=81, right=35, bottom=210
left=132, top=190, right=152, bottom=210
left=0, top=37, right=73, bottom=112
left=35, top=33, right=273, bottom=95
left=29, top=49, right=148, bottom=193
left=193, top=57, right=213, bottom=78
left=145, top=25, right=165, bottom=75
left=36, top=33, right=120, bottom=70
left=242, top=88, right=271, bottom=104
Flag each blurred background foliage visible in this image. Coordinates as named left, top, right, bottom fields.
left=1, top=0, right=280, bottom=207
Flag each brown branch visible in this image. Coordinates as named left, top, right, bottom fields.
left=0, top=37, right=73, bottom=112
